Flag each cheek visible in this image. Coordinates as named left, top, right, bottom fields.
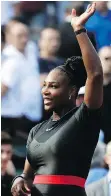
left=52, top=89, right=69, bottom=102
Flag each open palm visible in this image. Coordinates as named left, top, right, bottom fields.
left=71, top=3, right=96, bottom=30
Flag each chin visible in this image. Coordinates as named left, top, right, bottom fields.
left=44, top=105, right=53, bottom=112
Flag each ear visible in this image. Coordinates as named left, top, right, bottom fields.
left=69, top=86, right=78, bottom=99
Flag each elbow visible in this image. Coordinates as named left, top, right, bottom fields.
left=93, top=71, right=103, bottom=80
left=89, top=72, right=103, bottom=84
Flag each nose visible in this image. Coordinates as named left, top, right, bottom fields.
left=42, top=86, right=50, bottom=95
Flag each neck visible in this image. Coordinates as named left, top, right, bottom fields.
left=52, top=102, right=75, bottom=121
left=12, top=45, right=25, bottom=55
left=40, top=51, right=56, bottom=61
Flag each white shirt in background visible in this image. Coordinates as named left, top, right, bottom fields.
left=1, top=45, right=42, bottom=121
left=1, top=56, right=22, bottom=117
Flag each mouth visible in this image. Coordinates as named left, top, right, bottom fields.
left=43, top=98, right=53, bottom=105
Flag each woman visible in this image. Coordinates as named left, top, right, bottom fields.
left=11, top=3, right=103, bottom=196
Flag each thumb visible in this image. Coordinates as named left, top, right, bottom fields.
left=71, top=9, right=76, bottom=17
left=24, top=184, right=31, bottom=193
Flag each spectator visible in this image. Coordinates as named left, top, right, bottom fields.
left=38, top=27, right=64, bottom=86
left=5, top=17, right=39, bottom=58
left=86, top=1, right=111, bottom=49
left=99, top=46, right=111, bottom=143
left=1, top=20, right=42, bottom=135
left=58, top=2, right=97, bottom=59
left=86, top=141, right=108, bottom=185
left=1, top=132, right=15, bottom=196
left=99, top=46, right=111, bottom=85
left=86, top=141, right=111, bottom=196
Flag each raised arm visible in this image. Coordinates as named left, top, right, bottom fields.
left=71, top=3, right=103, bottom=109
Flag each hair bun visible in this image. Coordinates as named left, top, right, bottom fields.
left=63, top=56, right=87, bottom=87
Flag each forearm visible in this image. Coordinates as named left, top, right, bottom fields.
left=22, top=158, right=34, bottom=179
left=75, top=30, right=103, bottom=78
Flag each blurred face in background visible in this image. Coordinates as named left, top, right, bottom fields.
left=95, top=1, right=108, bottom=12
left=99, top=46, right=111, bottom=75
left=39, top=28, right=61, bottom=56
left=9, top=23, right=29, bottom=52
left=1, top=144, right=13, bottom=173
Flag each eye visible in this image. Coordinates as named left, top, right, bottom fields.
left=42, top=83, right=46, bottom=88
left=51, top=85, right=57, bottom=89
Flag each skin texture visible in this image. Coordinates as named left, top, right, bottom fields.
left=11, top=3, right=103, bottom=196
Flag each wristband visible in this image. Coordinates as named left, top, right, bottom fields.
left=75, top=28, right=87, bottom=36
left=12, top=175, right=26, bottom=185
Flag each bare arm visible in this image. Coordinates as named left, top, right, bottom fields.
left=71, top=3, right=103, bottom=109
left=76, top=33, right=103, bottom=109
left=22, top=158, right=34, bottom=180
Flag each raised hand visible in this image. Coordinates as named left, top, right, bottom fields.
left=71, top=2, right=96, bottom=31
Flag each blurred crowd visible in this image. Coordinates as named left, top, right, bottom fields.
left=1, top=1, right=111, bottom=196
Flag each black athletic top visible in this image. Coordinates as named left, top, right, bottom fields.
left=26, top=103, right=101, bottom=196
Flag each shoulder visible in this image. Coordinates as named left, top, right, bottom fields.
left=74, top=102, right=102, bottom=125
left=76, top=102, right=102, bottom=115
left=29, top=120, right=48, bottom=137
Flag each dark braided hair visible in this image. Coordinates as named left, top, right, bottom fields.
left=56, top=56, right=87, bottom=88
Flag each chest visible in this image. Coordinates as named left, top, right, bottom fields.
left=27, top=117, right=85, bottom=167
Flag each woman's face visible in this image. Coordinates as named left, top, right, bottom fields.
left=41, top=69, right=72, bottom=111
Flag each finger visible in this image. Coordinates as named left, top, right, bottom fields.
left=11, top=186, right=17, bottom=196
left=86, top=4, right=92, bottom=13
left=24, top=183, right=31, bottom=191
left=16, top=186, right=28, bottom=196
left=24, top=185, right=31, bottom=193
left=13, top=186, right=21, bottom=196
left=71, top=9, right=76, bottom=17
left=92, top=2, right=96, bottom=11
